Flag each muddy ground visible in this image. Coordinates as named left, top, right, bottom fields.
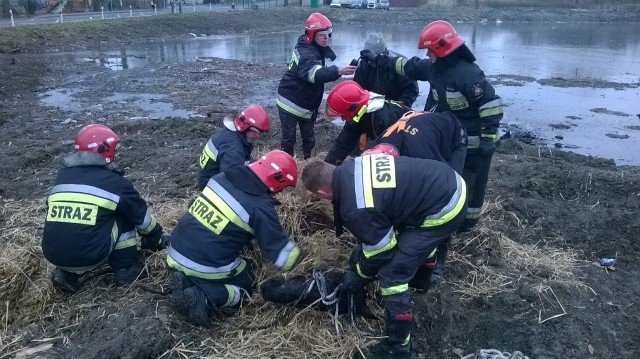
left=1, top=4, right=640, bottom=359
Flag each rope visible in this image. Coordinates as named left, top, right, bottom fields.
left=461, top=349, right=529, bottom=359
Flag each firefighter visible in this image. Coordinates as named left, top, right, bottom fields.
left=361, top=20, right=504, bottom=230
left=276, top=12, right=357, bottom=159
left=42, top=124, right=164, bottom=293
left=354, top=32, right=418, bottom=108
left=167, top=150, right=303, bottom=327
left=301, top=153, right=467, bottom=359
left=323, top=80, right=408, bottom=166
left=197, top=104, right=270, bottom=190
left=372, top=110, right=469, bottom=287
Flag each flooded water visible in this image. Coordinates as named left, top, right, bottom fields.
left=42, top=22, right=640, bottom=165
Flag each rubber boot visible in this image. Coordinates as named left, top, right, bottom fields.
left=113, top=263, right=146, bottom=287
left=182, top=286, right=214, bottom=327
left=408, top=258, right=436, bottom=293
left=52, top=268, right=82, bottom=293
left=430, top=239, right=450, bottom=286
left=358, top=311, right=412, bottom=359
left=169, top=271, right=191, bottom=315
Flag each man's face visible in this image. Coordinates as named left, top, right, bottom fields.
left=427, top=49, right=438, bottom=63
left=245, top=129, right=261, bottom=142
left=314, top=30, right=331, bottom=47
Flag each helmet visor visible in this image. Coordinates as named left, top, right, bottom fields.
left=316, top=28, right=332, bottom=37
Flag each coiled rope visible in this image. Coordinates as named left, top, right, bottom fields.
left=461, top=349, right=529, bottom=359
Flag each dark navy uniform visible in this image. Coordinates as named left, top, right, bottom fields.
left=372, top=111, right=468, bottom=174
left=332, top=155, right=466, bottom=318
left=276, top=35, right=341, bottom=158
left=167, top=165, right=301, bottom=308
left=324, top=97, right=408, bottom=165
left=197, top=124, right=252, bottom=190
left=390, top=49, right=503, bottom=227
left=353, top=60, right=419, bottom=107
left=43, top=152, right=162, bottom=273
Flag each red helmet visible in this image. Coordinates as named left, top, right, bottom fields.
left=248, top=150, right=298, bottom=193
left=304, top=12, right=332, bottom=44
left=74, top=124, right=120, bottom=163
left=418, top=20, right=465, bottom=58
left=363, top=143, right=400, bottom=157
left=325, top=80, right=370, bottom=123
left=234, top=104, right=270, bottom=133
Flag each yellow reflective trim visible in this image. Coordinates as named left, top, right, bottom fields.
left=421, top=182, right=467, bottom=228
left=49, top=192, right=117, bottom=210
left=280, top=245, right=301, bottom=271
left=403, top=334, right=411, bottom=346
left=427, top=247, right=437, bottom=259
left=356, top=263, right=374, bottom=279
left=199, top=145, right=217, bottom=169
left=395, top=57, right=405, bottom=76
left=370, top=154, right=396, bottom=189
left=479, top=106, right=503, bottom=118
left=351, top=104, right=368, bottom=123
left=46, top=202, right=98, bottom=225
left=308, top=65, right=322, bottom=84
left=201, top=187, right=253, bottom=234
left=114, top=237, right=137, bottom=250
left=224, top=285, right=235, bottom=307
left=380, top=283, right=409, bottom=296
left=111, top=222, right=118, bottom=245
left=137, top=215, right=157, bottom=235
left=189, top=196, right=230, bottom=234
left=276, top=97, right=314, bottom=120
left=363, top=232, right=397, bottom=258
left=361, top=155, right=374, bottom=208
left=166, top=256, right=247, bottom=280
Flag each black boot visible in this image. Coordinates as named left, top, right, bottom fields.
left=430, top=239, right=450, bottom=286
left=358, top=311, right=412, bottom=359
left=169, top=271, right=191, bottom=315
left=113, top=263, right=146, bottom=287
left=408, top=260, right=435, bottom=293
left=52, top=268, right=82, bottom=293
left=181, top=286, right=214, bottom=327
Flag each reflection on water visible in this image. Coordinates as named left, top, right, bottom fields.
left=49, top=22, right=640, bottom=164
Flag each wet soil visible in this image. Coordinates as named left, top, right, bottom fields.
left=1, top=5, right=639, bottom=359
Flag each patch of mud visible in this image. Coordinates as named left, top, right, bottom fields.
left=538, top=77, right=638, bottom=89
left=605, top=133, right=630, bottom=139
left=625, top=125, right=640, bottom=131
left=590, top=107, right=632, bottom=117
left=492, top=74, right=536, bottom=87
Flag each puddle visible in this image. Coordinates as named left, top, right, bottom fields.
left=39, top=88, right=197, bottom=119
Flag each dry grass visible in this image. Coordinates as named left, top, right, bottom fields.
left=0, top=191, right=587, bottom=357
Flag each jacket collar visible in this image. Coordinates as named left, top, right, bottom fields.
left=62, top=152, right=108, bottom=168
left=225, top=165, right=270, bottom=196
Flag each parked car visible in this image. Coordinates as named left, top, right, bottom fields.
left=330, top=0, right=341, bottom=7
left=366, top=0, right=376, bottom=9
left=377, top=0, right=389, bottom=9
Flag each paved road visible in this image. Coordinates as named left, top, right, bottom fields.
left=0, top=2, right=266, bottom=28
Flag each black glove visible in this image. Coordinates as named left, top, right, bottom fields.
left=141, top=232, right=169, bottom=251
left=340, top=270, right=367, bottom=295
left=359, top=49, right=378, bottom=63
left=479, top=138, right=496, bottom=156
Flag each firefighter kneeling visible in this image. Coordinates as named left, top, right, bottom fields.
left=301, top=147, right=466, bottom=359
left=42, top=124, right=165, bottom=293
left=166, top=150, right=303, bottom=327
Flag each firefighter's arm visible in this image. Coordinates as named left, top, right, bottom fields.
left=217, top=136, right=248, bottom=173
left=465, top=74, right=504, bottom=154
left=296, top=49, right=340, bottom=85
left=324, top=121, right=363, bottom=165
left=252, top=205, right=302, bottom=271
left=343, top=208, right=396, bottom=279
left=117, top=179, right=164, bottom=248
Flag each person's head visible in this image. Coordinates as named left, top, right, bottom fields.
left=325, top=80, right=370, bottom=123
left=301, top=160, right=336, bottom=200
left=363, top=32, right=388, bottom=57
left=305, top=12, right=332, bottom=47
left=418, top=20, right=465, bottom=63
left=74, top=124, right=120, bottom=164
left=362, top=143, right=399, bottom=157
left=248, top=150, right=297, bottom=194
left=233, top=104, right=270, bottom=142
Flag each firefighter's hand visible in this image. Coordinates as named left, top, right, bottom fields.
left=479, top=138, right=496, bottom=156
left=359, top=49, right=377, bottom=63
left=141, top=233, right=170, bottom=251
left=340, top=271, right=367, bottom=295
left=339, top=65, right=357, bottom=76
